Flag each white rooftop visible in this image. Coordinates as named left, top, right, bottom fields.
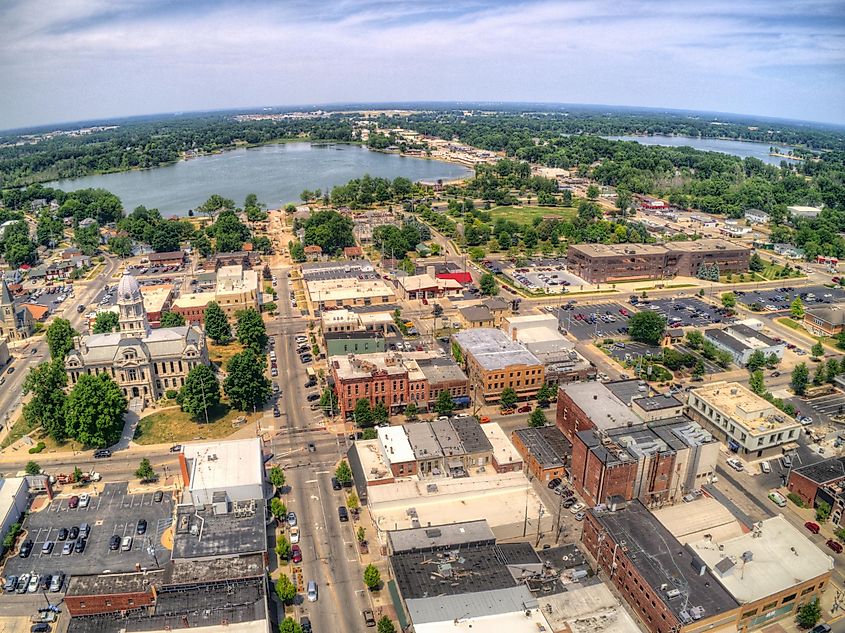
left=378, top=426, right=416, bottom=464
left=414, top=600, right=548, bottom=633
left=481, top=422, right=522, bottom=467
left=183, top=437, right=264, bottom=493
left=652, top=497, right=745, bottom=545
left=538, top=581, right=641, bottom=633
left=690, top=515, right=833, bottom=603
left=453, top=328, right=541, bottom=371
left=0, top=477, right=26, bottom=515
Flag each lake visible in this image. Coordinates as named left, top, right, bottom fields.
left=605, top=135, right=798, bottom=165
left=48, top=143, right=472, bottom=216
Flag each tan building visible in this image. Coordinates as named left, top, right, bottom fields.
left=171, top=264, right=259, bottom=324
left=305, top=277, right=394, bottom=315
left=453, top=328, right=545, bottom=403
left=686, top=381, right=801, bottom=459
left=803, top=307, right=845, bottom=337
left=65, top=273, right=208, bottom=408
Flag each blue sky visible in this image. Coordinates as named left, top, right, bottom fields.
left=1, top=0, right=844, bottom=128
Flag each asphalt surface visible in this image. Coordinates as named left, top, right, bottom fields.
left=559, top=302, right=631, bottom=341
left=265, top=267, right=368, bottom=633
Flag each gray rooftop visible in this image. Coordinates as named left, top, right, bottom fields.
left=513, top=426, right=571, bottom=469
left=417, top=357, right=468, bottom=385
left=590, top=501, right=739, bottom=619
left=459, top=304, right=493, bottom=322
left=66, top=570, right=164, bottom=597
left=429, top=419, right=465, bottom=457
left=806, top=307, right=845, bottom=326
left=560, top=382, right=641, bottom=430
left=406, top=586, right=537, bottom=625
left=604, top=379, right=651, bottom=404
left=453, top=328, right=541, bottom=371
left=450, top=416, right=493, bottom=454
left=705, top=327, right=750, bottom=353
left=404, top=422, right=444, bottom=460
left=388, top=519, right=495, bottom=555
left=792, top=456, right=845, bottom=485
left=634, top=394, right=683, bottom=412
left=171, top=500, right=267, bottom=559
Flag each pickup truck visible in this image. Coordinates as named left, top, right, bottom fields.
left=362, top=610, right=376, bottom=628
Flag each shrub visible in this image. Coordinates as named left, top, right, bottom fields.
left=28, top=441, right=46, bottom=454
left=165, top=389, right=179, bottom=400
left=2, top=522, right=21, bottom=548
left=787, top=492, right=805, bottom=508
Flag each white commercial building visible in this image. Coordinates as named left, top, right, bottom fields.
left=704, top=322, right=786, bottom=366
left=180, top=438, right=266, bottom=506
left=686, top=381, right=801, bottom=459
left=0, top=477, right=29, bottom=546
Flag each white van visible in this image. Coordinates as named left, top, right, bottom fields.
left=306, top=580, right=318, bottom=602
left=760, top=461, right=771, bottom=474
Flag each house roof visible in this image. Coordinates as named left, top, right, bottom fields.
left=20, top=303, right=49, bottom=321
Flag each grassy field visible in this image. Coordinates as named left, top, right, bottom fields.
left=208, top=341, right=245, bottom=368
left=488, top=205, right=576, bottom=225
left=761, top=263, right=804, bottom=280
left=134, top=403, right=260, bottom=445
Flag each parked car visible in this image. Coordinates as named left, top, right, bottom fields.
left=39, top=574, right=51, bottom=591
left=547, top=478, right=562, bottom=489
left=79, top=493, right=90, bottom=508
left=768, top=491, right=787, bottom=507
left=68, top=526, right=79, bottom=540
left=19, top=539, right=33, bottom=558
left=569, top=502, right=586, bottom=514
left=121, top=536, right=133, bottom=551
left=42, top=540, right=55, bottom=554
left=31, top=623, right=50, bottom=633
left=16, top=574, right=29, bottom=593
left=291, top=544, right=302, bottom=563
left=153, top=491, right=164, bottom=503
left=79, top=522, right=90, bottom=538
left=300, top=617, right=312, bottom=633
left=137, top=519, right=147, bottom=535
left=109, top=535, right=121, bottom=550
left=62, top=542, right=73, bottom=555
left=805, top=521, right=821, bottom=535
left=338, top=506, right=349, bottom=522
left=331, top=477, right=342, bottom=491
left=170, top=444, right=182, bottom=453
left=726, top=458, right=744, bottom=472
left=306, top=393, right=320, bottom=402
left=74, top=538, right=86, bottom=553
left=27, top=574, right=39, bottom=592
left=287, top=512, right=297, bottom=526
left=290, top=526, right=300, bottom=544
left=94, top=449, right=111, bottom=458
left=760, top=461, right=771, bottom=474
left=574, top=512, right=585, bottom=521
left=827, top=539, right=843, bottom=554
left=811, top=624, right=832, bottom=633
left=363, top=609, right=376, bottom=627
left=517, top=405, right=532, bottom=413
left=4, top=575, right=17, bottom=592
left=50, top=572, right=65, bottom=593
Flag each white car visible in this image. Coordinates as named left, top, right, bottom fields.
left=289, top=526, right=300, bottom=544
left=726, top=457, right=744, bottom=471
left=568, top=502, right=586, bottom=514
left=79, top=493, right=90, bottom=508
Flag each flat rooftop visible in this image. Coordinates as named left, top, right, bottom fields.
left=569, top=243, right=666, bottom=257
left=171, top=500, right=267, bottom=559
left=690, top=515, right=833, bottom=603
left=429, top=419, right=465, bottom=457
left=332, top=352, right=418, bottom=380
left=417, top=357, right=467, bottom=385
left=164, top=553, right=265, bottom=585
left=405, top=422, right=444, bottom=460
left=410, top=587, right=543, bottom=632
left=350, top=439, right=394, bottom=484
left=666, top=238, right=747, bottom=253
left=652, top=497, right=745, bottom=544
left=378, top=425, right=416, bottom=464
left=392, top=542, right=539, bottom=599
left=183, top=437, right=264, bottom=493
left=139, top=284, right=173, bottom=313
left=560, top=382, right=641, bottom=430
left=633, top=394, right=683, bottom=412
left=388, top=519, right=495, bottom=554
left=306, top=276, right=393, bottom=301
left=538, top=581, right=642, bottom=633
left=66, top=569, right=164, bottom=596
left=453, top=328, right=541, bottom=371
left=513, top=426, right=571, bottom=469
left=481, top=422, right=522, bottom=467
left=173, top=292, right=213, bottom=308
left=602, top=379, right=649, bottom=404
left=450, top=416, right=493, bottom=454
left=689, top=381, right=800, bottom=436
left=792, top=456, right=845, bottom=485
left=590, top=501, right=739, bottom=619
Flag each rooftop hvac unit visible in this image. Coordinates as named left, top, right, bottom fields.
left=666, top=589, right=682, bottom=599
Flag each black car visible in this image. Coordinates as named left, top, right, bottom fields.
left=74, top=538, right=86, bottom=553
left=338, top=506, right=349, bottom=522
left=169, top=444, right=182, bottom=453
left=299, top=617, right=312, bottom=633
left=94, top=449, right=111, bottom=458
left=109, top=534, right=121, bottom=550
left=57, top=528, right=68, bottom=541
left=137, top=519, right=147, bottom=535
left=68, top=526, right=79, bottom=540
left=154, top=490, right=164, bottom=503
left=273, top=407, right=281, bottom=418
left=306, top=393, right=320, bottom=402
left=547, top=478, right=562, bottom=489
left=30, top=624, right=50, bottom=633
left=19, top=540, right=33, bottom=558
left=39, top=574, right=51, bottom=591
left=562, top=497, right=577, bottom=509
left=331, top=477, right=342, bottom=491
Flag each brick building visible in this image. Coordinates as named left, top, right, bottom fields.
left=65, top=571, right=162, bottom=616
left=787, top=456, right=845, bottom=508
left=582, top=501, right=740, bottom=633
left=556, top=382, right=640, bottom=441
left=566, top=239, right=750, bottom=283
left=511, top=426, right=571, bottom=483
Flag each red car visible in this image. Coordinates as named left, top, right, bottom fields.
left=805, top=521, right=821, bottom=534
left=517, top=405, right=532, bottom=413
left=291, top=544, right=302, bottom=563
left=826, top=539, right=842, bottom=554
left=68, top=496, right=79, bottom=509
left=619, top=309, right=629, bottom=317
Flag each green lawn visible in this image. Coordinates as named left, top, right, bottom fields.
left=133, top=403, right=260, bottom=445
left=488, top=205, right=576, bottom=226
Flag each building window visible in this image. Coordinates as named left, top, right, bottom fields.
left=741, top=609, right=758, bottom=619
left=801, top=586, right=815, bottom=596
left=781, top=593, right=797, bottom=605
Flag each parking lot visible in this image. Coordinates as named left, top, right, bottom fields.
left=795, top=391, right=845, bottom=424
left=505, top=262, right=582, bottom=295
left=638, top=297, right=731, bottom=328
left=3, top=483, right=173, bottom=585
left=604, top=340, right=663, bottom=363
left=558, top=302, right=632, bottom=340
left=737, top=285, right=845, bottom=312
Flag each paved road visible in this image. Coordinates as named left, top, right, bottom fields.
left=266, top=267, right=367, bottom=633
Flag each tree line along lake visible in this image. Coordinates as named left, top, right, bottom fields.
left=47, top=142, right=473, bottom=216
left=605, top=135, right=799, bottom=165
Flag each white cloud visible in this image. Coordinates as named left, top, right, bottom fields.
left=1, top=0, right=843, bottom=127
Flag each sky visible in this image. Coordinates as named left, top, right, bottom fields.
left=1, top=0, right=844, bottom=129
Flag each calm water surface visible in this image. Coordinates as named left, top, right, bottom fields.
left=605, top=135, right=798, bottom=166
left=48, top=143, right=472, bottom=216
